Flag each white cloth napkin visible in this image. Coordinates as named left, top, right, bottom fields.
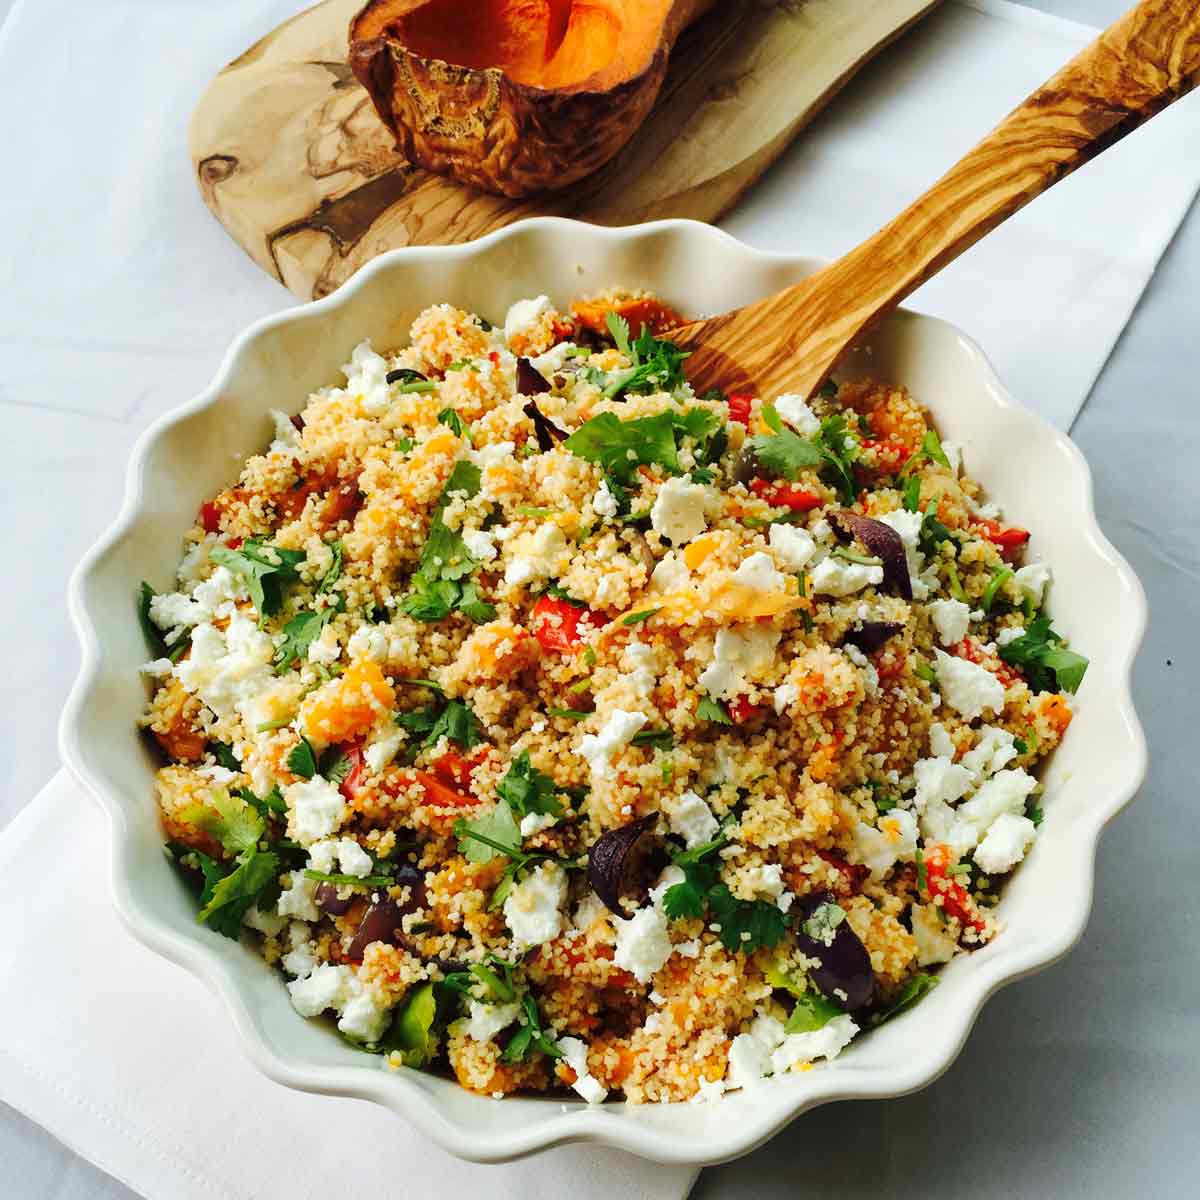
left=2, top=0, right=1199, bottom=1197
left=0, top=770, right=700, bottom=1200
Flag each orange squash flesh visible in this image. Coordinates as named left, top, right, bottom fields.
left=349, top=0, right=716, bottom=197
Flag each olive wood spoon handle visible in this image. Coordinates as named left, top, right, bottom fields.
left=668, top=0, right=1200, bottom=398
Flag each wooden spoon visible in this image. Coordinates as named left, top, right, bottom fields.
left=668, top=0, right=1200, bottom=398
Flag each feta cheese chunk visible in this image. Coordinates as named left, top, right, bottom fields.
left=912, top=755, right=972, bottom=813
left=504, top=294, right=552, bottom=343
left=614, top=906, right=673, bottom=984
left=519, top=811, right=558, bottom=837
left=697, top=625, right=781, bottom=699
left=732, top=551, right=787, bottom=593
left=771, top=1014, right=858, bottom=1073
left=650, top=475, right=711, bottom=545
left=578, top=709, right=648, bottom=778
left=768, top=523, right=817, bottom=571
left=953, top=769, right=1039, bottom=851
left=973, top=812, right=1038, bottom=875
left=927, top=598, right=970, bottom=647
left=928, top=722, right=955, bottom=759
left=1013, top=562, right=1051, bottom=606
left=503, top=862, right=567, bottom=950
left=774, top=393, right=821, bottom=436
left=773, top=681, right=800, bottom=715
left=852, top=810, right=918, bottom=877
left=286, top=963, right=391, bottom=1043
left=463, top=1000, right=521, bottom=1042
left=960, top=725, right=1017, bottom=780
left=592, top=479, right=619, bottom=519
left=933, top=649, right=1005, bottom=720
left=557, top=1037, right=608, bottom=1104
left=663, top=790, right=719, bottom=848
left=727, top=1032, right=773, bottom=1090
left=462, top=528, right=498, bottom=562
left=286, top=776, right=347, bottom=846
left=911, top=903, right=959, bottom=966
left=504, top=522, right=568, bottom=587
left=809, top=556, right=884, bottom=597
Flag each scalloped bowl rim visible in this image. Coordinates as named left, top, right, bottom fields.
left=59, top=218, right=1147, bottom=1166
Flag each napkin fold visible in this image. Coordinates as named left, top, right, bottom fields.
left=0, top=771, right=700, bottom=1200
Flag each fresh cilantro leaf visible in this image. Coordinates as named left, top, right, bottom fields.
left=179, top=789, right=264, bottom=856
left=921, top=428, right=951, bottom=469
left=697, top=695, right=731, bottom=725
left=1026, top=796, right=1045, bottom=827
left=273, top=607, right=333, bottom=673
left=915, top=846, right=928, bottom=894
left=455, top=580, right=497, bottom=623
left=708, top=885, right=788, bottom=953
left=761, top=403, right=784, bottom=433
left=138, top=582, right=168, bottom=657
left=318, top=541, right=343, bottom=594
left=497, top=751, right=563, bottom=820
left=195, top=845, right=280, bottom=939
left=210, top=742, right=240, bottom=772
left=564, top=411, right=679, bottom=484
left=429, top=699, right=481, bottom=751
left=318, top=747, right=352, bottom=786
left=500, top=992, right=563, bottom=1064
left=872, top=973, right=938, bottom=1025
left=602, top=311, right=690, bottom=398
left=437, top=408, right=467, bottom=436
left=691, top=468, right=715, bottom=485
left=814, top=414, right=859, bottom=506
left=287, top=736, right=318, bottom=780
left=902, top=473, right=922, bottom=513
left=394, top=437, right=414, bottom=454
left=401, top=577, right=461, bottom=622
left=997, top=615, right=1088, bottom=694
left=748, top=428, right=822, bottom=480
left=917, top=495, right=955, bottom=557
left=209, top=541, right=305, bottom=622
left=235, top=784, right=286, bottom=818
left=455, top=803, right=522, bottom=865
left=396, top=705, right=440, bottom=738
left=631, top=728, right=674, bottom=750
left=784, top=989, right=843, bottom=1034
left=303, top=869, right=394, bottom=888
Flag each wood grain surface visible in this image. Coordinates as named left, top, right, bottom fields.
left=671, top=0, right=1200, bottom=398
left=189, top=0, right=940, bottom=300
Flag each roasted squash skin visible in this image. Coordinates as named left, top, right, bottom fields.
left=349, top=0, right=715, bottom=198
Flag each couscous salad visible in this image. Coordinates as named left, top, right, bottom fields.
left=137, top=291, right=1086, bottom=1104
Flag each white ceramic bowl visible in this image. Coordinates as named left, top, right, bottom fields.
left=60, top=218, right=1147, bottom=1166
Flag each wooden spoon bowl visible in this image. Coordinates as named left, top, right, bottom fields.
left=668, top=0, right=1200, bottom=399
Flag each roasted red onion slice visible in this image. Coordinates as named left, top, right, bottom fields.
left=843, top=620, right=904, bottom=655
left=587, top=814, right=656, bottom=918
left=830, top=512, right=913, bottom=600
left=523, top=400, right=568, bottom=452
left=792, top=889, right=875, bottom=1011
left=516, top=356, right=553, bottom=396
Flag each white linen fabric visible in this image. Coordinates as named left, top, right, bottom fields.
left=0, top=0, right=1198, bottom=1197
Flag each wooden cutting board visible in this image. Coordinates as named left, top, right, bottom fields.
left=190, top=0, right=940, bottom=301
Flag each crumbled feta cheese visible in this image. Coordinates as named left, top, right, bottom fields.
left=843, top=642, right=879, bottom=695
left=344, top=340, right=392, bottom=414
left=933, top=649, right=1005, bottom=720
left=809, top=556, right=884, bottom=597
left=877, top=509, right=927, bottom=596
left=530, top=340, right=577, bottom=375
left=306, top=622, right=341, bottom=665
left=592, top=478, right=619, bottom=519
left=928, top=722, right=955, bottom=759
left=520, top=811, right=558, bottom=837
left=338, top=988, right=391, bottom=1042
left=335, top=838, right=373, bottom=878
left=774, top=393, right=821, bottom=436
left=732, top=551, right=787, bottom=593
left=996, top=625, right=1026, bottom=646
left=973, top=812, right=1038, bottom=874
left=941, top=440, right=963, bottom=475
left=961, top=725, right=1017, bottom=779
left=650, top=551, right=690, bottom=592
left=749, top=1011, right=788, bottom=1052
left=243, top=904, right=286, bottom=937
left=463, top=1000, right=521, bottom=1042
left=623, top=641, right=658, bottom=697
left=614, top=906, right=673, bottom=984
left=571, top=891, right=607, bottom=932
left=175, top=613, right=276, bottom=725
left=771, top=1014, right=858, bottom=1073
left=691, top=1077, right=727, bottom=1104
left=347, top=624, right=396, bottom=664
left=1014, top=562, right=1052, bottom=606
left=504, top=294, right=552, bottom=343
left=139, top=658, right=174, bottom=679
left=768, top=523, right=817, bottom=571
left=578, top=709, right=648, bottom=778
left=504, top=557, right=537, bottom=587
left=664, top=790, right=718, bottom=848
left=650, top=476, right=710, bottom=545
left=952, top=769, right=1039, bottom=850
left=912, top=755, right=972, bottom=813
left=148, top=591, right=207, bottom=639
left=286, top=776, right=347, bottom=846
left=287, top=963, right=350, bottom=1017
left=504, top=522, right=567, bottom=587
left=471, top=440, right=517, bottom=472
left=269, top=409, right=301, bottom=452
left=364, top=727, right=404, bottom=774
left=676, top=939, right=701, bottom=958
left=927, top=598, right=970, bottom=647
left=503, top=862, right=567, bottom=950
left=556, top=1037, right=607, bottom=1104
left=281, top=934, right=318, bottom=978
left=277, top=870, right=321, bottom=922
left=911, top=903, right=959, bottom=966
left=773, top=681, right=800, bottom=715
left=742, top=863, right=787, bottom=901
left=462, top=528, right=497, bottom=562
left=727, top=1033, right=773, bottom=1089
left=697, top=625, right=781, bottom=699
left=852, top=810, right=918, bottom=877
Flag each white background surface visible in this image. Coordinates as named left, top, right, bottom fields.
left=2, top=0, right=1197, bottom=1196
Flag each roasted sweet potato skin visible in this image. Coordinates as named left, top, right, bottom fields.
left=349, top=0, right=714, bottom=198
